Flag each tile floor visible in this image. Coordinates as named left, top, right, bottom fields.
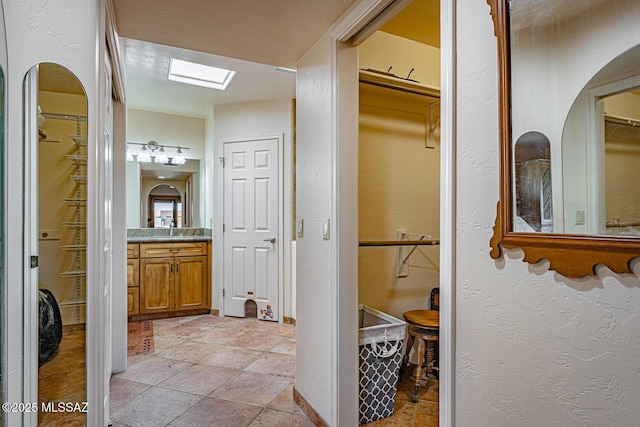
left=111, top=314, right=439, bottom=427
left=35, top=314, right=439, bottom=426
left=110, top=315, right=311, bottom=427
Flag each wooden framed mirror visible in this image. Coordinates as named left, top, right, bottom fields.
left=487, top=0, right=640, bottom=278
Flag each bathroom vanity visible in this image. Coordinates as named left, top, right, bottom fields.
left=127, top=229, right=212, bottom=320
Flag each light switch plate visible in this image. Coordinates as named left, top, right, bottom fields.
left=323, top=218, right=330, bottom=240
left=297, top=218, right=304, bottom=237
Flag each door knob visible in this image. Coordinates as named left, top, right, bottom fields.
left=263, top=237, right=276, bottom=244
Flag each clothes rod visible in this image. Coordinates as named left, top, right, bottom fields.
left=41, top=112, right=87, bottom=122
left=359, top=240, right=440, bottom=247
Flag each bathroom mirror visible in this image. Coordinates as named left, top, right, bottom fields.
left=488, top=0, right=640, bottom=277
left=128, top=157, right=203, bottom=228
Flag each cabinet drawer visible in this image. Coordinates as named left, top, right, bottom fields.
left=140, top=242, right=207, bottom=258
left=127, top=243, right=140, bottom=258
left=127, top=287, right=140, bottom=316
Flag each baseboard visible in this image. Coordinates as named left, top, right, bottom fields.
left=293, top=386, right=328, bottom=427
left=210, top=309, right=219, bottom=316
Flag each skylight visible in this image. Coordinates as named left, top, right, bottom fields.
left=168, top=58, right=236, bottom=90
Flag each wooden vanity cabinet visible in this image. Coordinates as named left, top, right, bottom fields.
left=138, top=242, right=209, bottom=316
left=127, top=244, right=140, bottom=316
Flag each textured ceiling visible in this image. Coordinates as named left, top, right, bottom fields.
left=112, top=0, right=361, bottom=69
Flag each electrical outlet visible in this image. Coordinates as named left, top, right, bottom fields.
left=575, top=210, right=585, bottom=225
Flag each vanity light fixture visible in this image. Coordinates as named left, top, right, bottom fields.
left=168, top=58, right=236, bottom=90
left=127, top=141, right=190, bottom=165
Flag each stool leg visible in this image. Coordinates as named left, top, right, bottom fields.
left=411, top=337, right=426, bottom=403
left=426, top=339, right=434, bottom=377
left=402, top=333, right=415, bottom=375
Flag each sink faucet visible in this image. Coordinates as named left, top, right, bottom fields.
left=169, top=222, right=174, bottom=237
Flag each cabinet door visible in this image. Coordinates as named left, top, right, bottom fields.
left=175, top=256, right=207, bottom=310
left=127, top=287, right=140, bottom=316
left=127, top=259, right=139, bottom=287
left=140, top=258, right=174, bottom=314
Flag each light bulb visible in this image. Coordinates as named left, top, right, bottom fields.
left=155, top=147, right=169, bottom=163
left=137, top=145, right=152, bottom=163
left=173, top=148, right=186, bottom=165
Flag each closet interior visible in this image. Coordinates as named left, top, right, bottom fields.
left=35, top=63, right=88, bottom=426
left=357, top=0, right=441, bottom=423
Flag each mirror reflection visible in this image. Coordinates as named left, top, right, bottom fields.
left=509, top=0, right=640, bottom=236
left=603, top=91, right=640, bottom=235
left=131, top=157, right=202, bottom=228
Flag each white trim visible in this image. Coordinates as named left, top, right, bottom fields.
left=332, top=0, right=394, bottom=43
left=23, top=65, right=39, bottom=427
left=439, top=0, right=456, bottom=425
left=105, top=0, right=126, bottom=103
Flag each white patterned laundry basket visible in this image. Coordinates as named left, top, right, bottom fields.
left=358, top=305, right=406, bottom=425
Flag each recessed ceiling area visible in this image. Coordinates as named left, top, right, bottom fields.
left=124, top=38, right=296, bottom=118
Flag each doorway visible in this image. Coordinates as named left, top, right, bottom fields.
left=222, top=135, right=283, bottom=322
left=149, top=188, right=182, bottom=229
left=25, top=63, right=89, bottom=426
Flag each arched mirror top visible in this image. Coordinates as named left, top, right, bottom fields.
left=487, top=0, right=640, bottom=278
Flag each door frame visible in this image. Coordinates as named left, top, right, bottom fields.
left=218, top=134, right=285, bottom=322
left=329, top=0, right=456, bottom=423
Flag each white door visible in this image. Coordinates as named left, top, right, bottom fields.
left=223, top=137, right=279, bottom=321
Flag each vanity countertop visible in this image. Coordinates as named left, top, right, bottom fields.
left=127, top=227, right=212, bottom=243
left=127, top=235, right=211, bottom=243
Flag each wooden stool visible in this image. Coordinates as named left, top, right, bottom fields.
left=402, top=309, right=439, bottom=403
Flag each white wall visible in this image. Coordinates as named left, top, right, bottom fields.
left=295, top=33, right=335, bottom=423
left=456, top=1, right=640, bottom=425
left=127, top=109, right=206, bottom=159
left=212, top=99, right=294, bottom=316
left=3, top=0, right=106, bottom=423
